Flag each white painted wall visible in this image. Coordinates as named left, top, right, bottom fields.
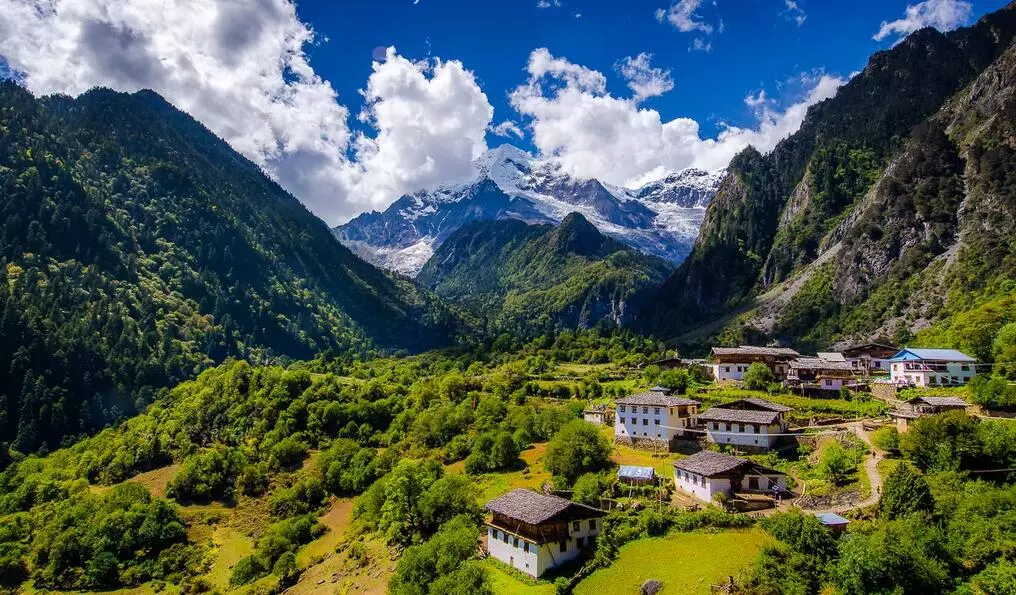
left=673, top=469, right=786, bottom=503
left=890, top=361, right=975, bottom=386
left=614, top=404, right=697, bottom=443
left=712, top=363, right=749, bottom=381
left=703, top=421, right=780, bottom=449
left=487, top=518, right=601, bottom=578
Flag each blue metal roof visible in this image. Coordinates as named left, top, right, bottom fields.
left=815, top=512, right=850, bottom=525
left=888, top=348, right=975, bottom=362
left=617, top=465, right=655, bottom=480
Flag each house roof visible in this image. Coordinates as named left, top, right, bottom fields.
left=816, top=352, right=847, bottom=362
left=911, top=396, right=968, bottom=408
left=722, top=397, right=793, bottom=413
left=790, top=357, right=853, bottom=371
left=485, top=489, right=602, bottom=525
left=615, top=392, right=701, bottom=407
left=617, top=465, right=656, bottom=480
left=698, top=407, right=782, bottom=425
left=890, top=409, right=922, bottom=419
left=841, top=342, right=898, bottom=355
left=889, top=348, right=976, bottom=362
left=673, top=451, right=750, bottom=477
left=816, top=512, right=850, bottom=526
left=711, top=346, right=800, bottom=358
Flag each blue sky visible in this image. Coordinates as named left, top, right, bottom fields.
left=304, top=0, right=1009, bottom=148
left=0, top=0, right=1009, bottom=222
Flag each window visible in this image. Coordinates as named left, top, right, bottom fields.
left=573, top=521, right=580, bottom=531
left=589, top=519, right=597, bottom=531
left=502, top=532, right=508, bottom=544
left=559, top=541, right=568, bottom=553
left=724, top=366, right=730, bottom=373
left=512, top=536, right=518, bottom=548
left=825, top=380, right=832, bottom=386
left=577, top=537, right=585, bottom=548
left=961, top=365, right=970, bottom=372
left=654, top=419, right=660, bottom=425
left=654, top=407, right=660, bottom=415
left=620, top=405, right=626, bottom=412
left=523, top=542, right=529, bottom=553
left=750, top=425, right=757, bottom=434
left=643, top=419, right=648, bottom=426
left=643, top=407, right=649, bottom=414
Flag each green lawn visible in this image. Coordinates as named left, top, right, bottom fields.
left=574, top=529, right=770, bottom=595
left=483, top=559, right=557, bottom=595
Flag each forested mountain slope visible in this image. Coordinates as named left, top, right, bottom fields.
left=637, top=1, right=1016, bottom=354
left=0, top=83, right=464, bottom=453
left=416, top=213, right=672, bottom=337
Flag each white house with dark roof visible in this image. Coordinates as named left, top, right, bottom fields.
left=672, top=451, right=786, bottom=503
left=710, top=346, right=800, bottom=382
left=614, top=388, right=700, bottom=449
left=888, top=348, right=977, bottom=387
left=787, top=357, right=857, bottom=390
left=697, top=398, right=792, bottom=450
left=890, top=395, right=969, bottom=432
left=485, top=489, right=604, bottom=578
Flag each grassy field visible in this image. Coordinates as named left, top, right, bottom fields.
left=448, top=442, right=553, bottom=503
left=573, top=529, right=770, bottom=595
left=482, top=559, right=557, bottom=595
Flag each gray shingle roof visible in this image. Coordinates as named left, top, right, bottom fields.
left=711, top=346, right=800, bottom=358
left=913, top=396, right=968, bottom=407
left=485, top=489, right=600, bottom=525
left=672, top=451, right=750, bottom=477
left=615, top=392, right=701, bottom=407
left=698, top=407, right=782, bottom=424
left=790, top=357, right=853, bottom=371
left=724, top=397, right=793, bottom=413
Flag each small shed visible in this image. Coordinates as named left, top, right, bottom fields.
left=815, top=512, right=850, bottom=534
left=617, top=465, right=656, bottom=486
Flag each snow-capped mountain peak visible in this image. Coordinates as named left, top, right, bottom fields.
left=333, top=145, right=724, bottom=276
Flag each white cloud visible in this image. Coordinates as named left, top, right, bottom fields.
left=690, top=38, right=713, bottom=52
left=0, top=0, right=493, bottom=223
left=617, top=53, right=674, bottom=102
left=536, top=0, right=561, bottom=7
left=510, top=48, right=844, bottom=188
left=655, top=0, right=715, bottom=34
left=339, top=48, right=493, bottom=215
left=783, top=1, right=806, bottom=26
left=874, top=0, right=972, bottom=42
left=492, top=120, right=525, bottom=138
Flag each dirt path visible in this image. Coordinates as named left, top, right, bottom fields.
left=800, top=422, right=884, bottom=515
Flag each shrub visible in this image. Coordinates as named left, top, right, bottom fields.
left=544, top=420, right=612, bottom=483
left=167, top=446, right=244, bottom=502
left=742, top=363, right=775, bottom=391
left=880, top=463, right=934, bottom=520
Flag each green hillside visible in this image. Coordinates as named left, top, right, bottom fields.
left=417, top=213, right=672, bottom=337
left=0, top=82, right=465, bottom=453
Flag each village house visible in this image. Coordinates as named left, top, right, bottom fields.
left=614, top=389, right=700, bottom=449
left=709, top=346, right=800, bottom=382
left=696, top=398, right=793, bottom=450
left=889, top=395, right=969, bottom=432
left=888, top=348, right=977, bottom=387
left=787, top=356, right=857, bottom=391
left=815, top=512, right=851, bottom=534
left=672, top=450, right=787, bottom=503
left=582, top=405, right=614, bottom=426
left=485, top=489, right=604, bottom=578
left=840, top=342, right=898, bottom=375
left=617, top=465, right=656, bottom=486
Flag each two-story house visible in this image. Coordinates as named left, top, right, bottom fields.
left=787, top=356, right=856, bottom=390
left=485, top=489, right=604, bottom=578
left=840, top=342, right=898, bottom=375
left=672, top=450, right=787, bottom=503
left=614, top=389, right=700, bottom=450
left=697, top=397, right=792, bottom=450
left=888, top=348, right=977, bottom=387
left=709, top=346, right=800, bottom=382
